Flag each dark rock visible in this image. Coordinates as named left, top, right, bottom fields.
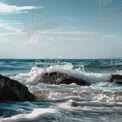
left=108, top=74, right=122, bottom=84
left=39, top=72, right=90, bottom=86
left=0, top=74, right=35, bottom=102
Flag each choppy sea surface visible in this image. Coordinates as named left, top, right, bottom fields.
left=0, top=59, right=122, bottom=122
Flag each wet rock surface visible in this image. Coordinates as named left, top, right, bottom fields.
left=108, top=74, right=122, bottom=84
left=39, top=72, right=90, bottom=86
left=0, top=74, right=35, bottom=102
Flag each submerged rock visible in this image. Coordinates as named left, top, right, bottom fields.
left=32, top=90, right=50, bottom=101
left=108, top=74, right=122, bottom=84
left=38, top=72, right=90, bottom=86
left=0, top=74, right=35, bottom=102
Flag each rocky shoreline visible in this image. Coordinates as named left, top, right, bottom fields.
left=0, top=73, right=122, bottom=102
left=0, top=74, right=35, bottom=102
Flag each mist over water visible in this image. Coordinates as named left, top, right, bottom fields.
left=0, top=59, right=122, bottom=122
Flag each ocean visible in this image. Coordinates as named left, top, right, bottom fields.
left=0, top=59, right=122, bottom=122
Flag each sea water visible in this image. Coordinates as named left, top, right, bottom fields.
left=0, top=59, right=122, bottom=122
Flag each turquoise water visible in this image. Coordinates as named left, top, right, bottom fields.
left=0, top=59, right=122, bottom=74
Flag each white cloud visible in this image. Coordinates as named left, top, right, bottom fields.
left=0, top=22, right=22, bottom=32
left=24, top=29, right=98, bottom=36
left=26, top=30, right=118, bottom=40
left=0, top=32, right=22, bottom=37
left=43, top=31, right=98, bottom=36
left=0, top=2, right=43, bottom=13
left=21, top=30, right=121, bottom=45
left=23, top=29, right=99, bottom=38
left=0, top=37, right=9, bottom=42
left=0, top=29, right=121, bottom=59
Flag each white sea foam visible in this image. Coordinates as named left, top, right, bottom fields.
left=9, top=63, right=122, bottom=106
left=0, top=108, right=56, bottom=122
left=11, top=63, right=109, bottom=85
left=1, top=60, right=122, bottom=122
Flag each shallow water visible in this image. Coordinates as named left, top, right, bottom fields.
left=0, top=59, right=122, bottom=122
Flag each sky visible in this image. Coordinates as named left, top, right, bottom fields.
left=0, top=0, right=122, bottom=59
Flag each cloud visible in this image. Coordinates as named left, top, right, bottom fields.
left=0, top=22, right=22, bottom=33
left=0, top=32, right=22, bottom=37
left=53, top=31, right=97, bottom=35
left=21, top=30, right=121, bottom=45
left=23, top=29, right=99, bottom=37
left=26, top=30, right=118, bottom=40
left=0, top=2, right=43, bottom=13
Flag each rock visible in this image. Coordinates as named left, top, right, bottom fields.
left=32, top=90, right=50, bottom=101
left=39, top=72, right=90, bottom=86
left=0, top=74, right=35, bottom=102
left=108, top=74, right=122, bottom=84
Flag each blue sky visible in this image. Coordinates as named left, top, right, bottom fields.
left=0, top=0, right=122, bottom=59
